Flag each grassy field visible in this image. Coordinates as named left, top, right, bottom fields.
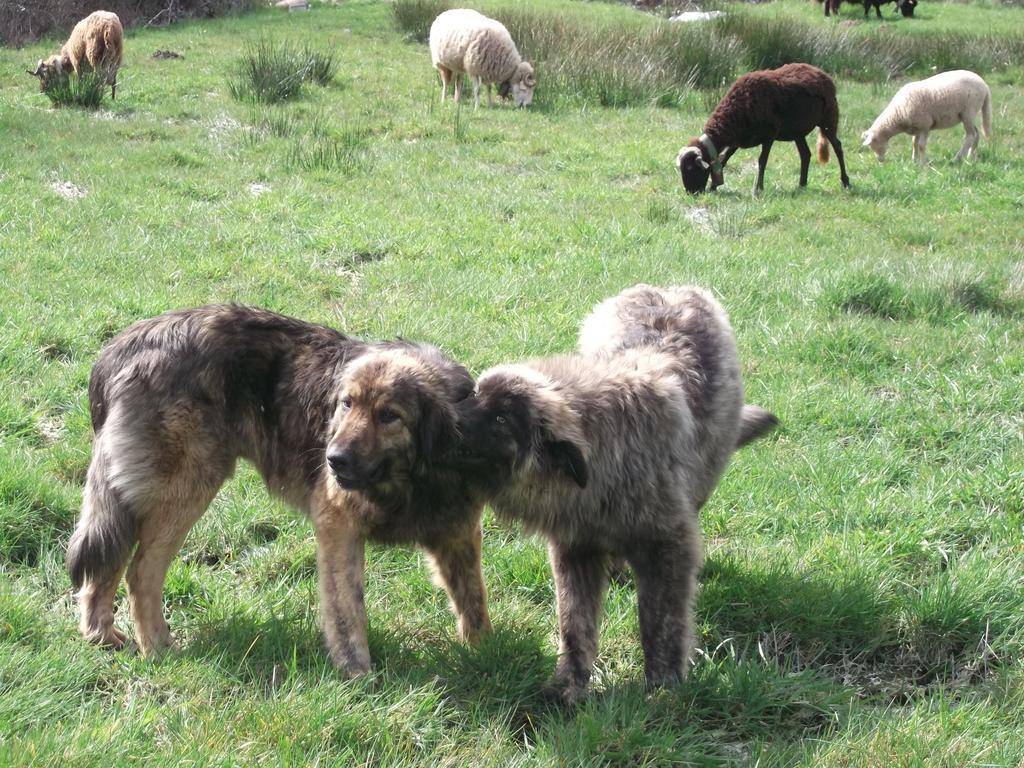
left=2, top=0, right=1024, bottom=764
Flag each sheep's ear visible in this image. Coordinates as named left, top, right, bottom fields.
left=861, top=131, right=872, bottom=146
left=697, top=156, right=710, bottom=171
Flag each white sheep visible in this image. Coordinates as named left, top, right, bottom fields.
left=29, top=10, right=124, bottom=100
left=429, top=8, right=536, bottom=109
left=862, top=70, right=992, bottom=164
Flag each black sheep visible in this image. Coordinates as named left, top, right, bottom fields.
left=819, top=0, right=917, bottom=19
left=676, top=63, right=851, bottom=195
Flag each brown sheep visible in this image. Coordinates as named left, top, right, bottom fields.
left=818, top=0, right=917, bottom=19
left=29, top=11, right=124, bottom=100
left=676, top=63, right=850, bottom=195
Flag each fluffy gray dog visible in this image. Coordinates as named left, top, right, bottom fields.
left=455, top=285, right=777, bottom=703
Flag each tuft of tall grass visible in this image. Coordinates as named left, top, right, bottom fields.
left=394, top=0, right=1024, bottom=108
left=302, top=44, right=337, bottom=86
left=392, top=0, right=449, bottom=43
left=824, top=273, right=1023, bottom=322
left=228, top=39, right=338, bottom=103
left=718, top=14, right=893, bottom=80
left=40, top=70, right=107, bottom=109
left=287, top=124, right=371, bottom=173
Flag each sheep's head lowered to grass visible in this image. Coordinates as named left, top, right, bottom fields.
left=28, top=56, right=66, bottom=91
left=500, top=61, right=536, bottom=108
left=861, top=129, right=888, bottom=162
left=897, top=0, right=917, bottom=17
left=676, top=141, right=724, bottom=195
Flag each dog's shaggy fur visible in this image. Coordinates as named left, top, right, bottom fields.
left=67, top=305, right=491, bottom=675
left=455, top=286, right=777, bottom=703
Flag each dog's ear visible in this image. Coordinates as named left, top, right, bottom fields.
left=415, top=397, right=459, bottom=472
left=543, top=438, right=588, bottom=488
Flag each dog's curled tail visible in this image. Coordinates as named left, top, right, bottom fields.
left=737, top=405, right=779, bottom=448
left=67, top=447, right=135, bottom=590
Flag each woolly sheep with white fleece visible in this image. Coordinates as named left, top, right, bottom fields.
left=429, top=8, right=536, bottom=108
left=30, top=10, right=124, bottom=100
left=862, top=70, right=992, bottom=164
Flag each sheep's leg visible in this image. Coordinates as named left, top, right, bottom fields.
left=794, top=136, right=811, bottom=187
left=709, top=147, right=736, bottom=192
left=754, top=141, right=774, bottom=195
left=472, top=76, right=481, bottom=110
left=874, top=1, right=882, bottom=18
left=111, top=74, right=116, bottom=100
left=956, top=115, right=978, bottom=161
left=824, top=130, right=851, bottom=188
left=437, top=66, right=451, bottom=103
left=453, top=74, right=462, bottom=103
left=912, top=132, right=929, bottom=165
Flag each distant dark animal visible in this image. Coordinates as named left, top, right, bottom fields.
left=817, top=0, right=916, bottom=19
left=676, top=62, right=850, bottom=194
left=897, top=0, right=917, bottom=17
left=67, top=305, right=491, bottom=676
left=453, top=285, right=778, bottom=704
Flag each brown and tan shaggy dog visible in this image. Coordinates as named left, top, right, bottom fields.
left=454, top=286, right=777, bottom=703
left=67, top=305, right=490, bottom=676
left=30, top=10, right=123, bottom=99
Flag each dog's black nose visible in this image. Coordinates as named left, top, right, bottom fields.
left=327, top=448, right=353, bottom=475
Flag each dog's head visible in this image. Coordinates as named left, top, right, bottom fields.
left=28, top=56, right=63, bottom=91
left=454, top=364, right=588, bottom=493
left=325, top=346, right=472, bottom=498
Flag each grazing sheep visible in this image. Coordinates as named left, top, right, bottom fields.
left=676, top=63, right=850, bottom=194
left=818, top=0, right=916, bottom=20
left=29, top=10, right=123, bottom=99
left=452, top=286, right=778, bottom=703
left=862, top=70, right=992, bottom=164
left=429, top=8, right=536, bottom=109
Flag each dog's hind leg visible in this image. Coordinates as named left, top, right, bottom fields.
left=547, top=542, right=608, bottom=705
left=69, top=448, right=136, bottom=648
left=630, top=526, right=703, bottom=688
left=125, top=485, right=220, bottom=656
left=424, top=520, right=492, bottom=645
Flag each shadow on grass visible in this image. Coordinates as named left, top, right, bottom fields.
left=165, top=547, right=1014, bottom=763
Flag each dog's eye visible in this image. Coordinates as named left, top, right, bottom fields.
left=495, top=415, right=507, bottom=425
left=340, top=397, right=352, bottom=411
left=378, top=409, right=400, bottom=425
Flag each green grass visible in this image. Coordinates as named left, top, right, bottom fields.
left=39, top=69, right=109, bottom=109
left=228, top=38, right=338, bottom=103
left=2, top=0, right=1024, bottom=764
